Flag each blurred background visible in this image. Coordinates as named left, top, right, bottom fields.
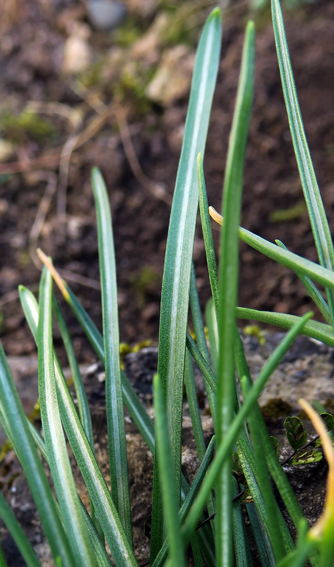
left=0, top=0, right=333, bottom=364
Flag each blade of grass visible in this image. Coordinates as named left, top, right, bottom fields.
left=35, top=253, right=156, bottom=457
left=206, top=299, right=298, bottom=555
left=246, top=504, right=275, bottom=567
left=197, top=156, right=220, bottom=318
left=0, top=406, right=113, bottom=567
left=0, top=541, right=8, bottom=567
left=234, top=332, right=319, bottom=567
left=19, top=285, right=139, bottom=567
left=153, top=374, right=186, bottom=567
left=52, top=296, right=94, bottom=449
left=271, top=0, right=334, bottom=326
left=275, top=240, right=330, bottom=324
left=38, top=266, right=98, bottom=567
left=91, top=167, right=132, bottom=544
left=0, top=490, right=42, bottom=567
left=182, top=312, right=312, bottom=543
left=190, top=265, right=217, bottom=425
left=0, top=343, right=75, bottom=567
left=231, top=475, right=253, bottom=567
left=184, top=350, right=207, bottom=464
left=186, top=332, right=217, bottom=395
left=52, top=295, right=103, bottom=540
left=236, top=307, right=334, bottom=347
left=30, top=423, right=112, bottom=567
left=205, top=299, right=219, bottom=375
left=151, top=8, right=222, bottom=560
left=152, top=436, right=215, bottom=567
left=210, top=209, right=334, bottom=292
left=216, top=21, right=254, bottom=567
left=240, top=375, right=285, bottom=562
left=184, top=349, right=216, bottom=535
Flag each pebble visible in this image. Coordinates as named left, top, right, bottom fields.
left=86, top=0, right=127, bottom=31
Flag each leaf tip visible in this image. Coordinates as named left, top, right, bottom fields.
left=209, top=206, right=222, bottom=226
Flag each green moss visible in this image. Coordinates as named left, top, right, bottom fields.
left=79, top=60, right=104, bottom=88
left=0, top=109, right=58, bottom=144
left=112, top=17, right=144, bottom=48
left=261, top=397, right=293, bottom=418
left=115, top=64, right=156, bottom=114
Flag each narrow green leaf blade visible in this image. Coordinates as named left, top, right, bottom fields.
left=19, top=285, right=139, bottom=567
left=216, top=20, right=255, bottom=567
left=236, top=307, right=334, bottom=347
left=210, top=212, right=334, bottom=291
left=52, top=296, right=103, bottom=540
left=0, top=490, right=41, bottom=567
left=0, top=342, right=75, bottom=567
left=152, top=437, right=215, bottom=567
left=151, top=8, right=222, bottom=560
left=182, top=312, right=312, bottom=542
left=38, top=267, right=98, bottom=567
left=153, top=374, right=186, bottom=567
left=91, top=167, right=132, bottom=543
left=272, top=0, right=334, bottom=324
left=197, top=155, right=220, bottom=318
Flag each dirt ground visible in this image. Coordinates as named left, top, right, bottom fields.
left=0, top=0, right=334, bottom=364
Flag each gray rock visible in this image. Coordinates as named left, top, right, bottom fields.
left=86, top=0, right=127, bottom=31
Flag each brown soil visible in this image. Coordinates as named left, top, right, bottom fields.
left=0, top=0, right=334, bottom=364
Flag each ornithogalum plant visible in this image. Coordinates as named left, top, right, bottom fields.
left=0, top=1, right=333, bottom=566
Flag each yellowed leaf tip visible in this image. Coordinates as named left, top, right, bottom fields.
left=299, top=398, right=334, bottom=539
left=37, top=249, right=69, bottom=302
left=209, top=206, right=222, bottom=226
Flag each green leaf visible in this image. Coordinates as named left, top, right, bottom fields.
left=291, top=447, right=322, bottom=466
left=37, top=267, right=98, bottom=567
left=216, top=20, right=255, bottom=567
left=91, top=167, right=132, bottom=543
left=232, top=475, right=253, bottom=567
left=240, top=377, right=285, bottom=562
left=0, top=342, right=75, bottom=567
left=272, top=0, right=334, bottom=326
left=182, top=312, right=312, bottom=544
left=211, top=212, right=334, bottom=292
left=186, top=332, right=217, bottom=395
left=236, top=307, right=334, bottom=347
left=190, top=265, right=217, bottom=427
left=153, top=375, right=186, bottom=567
left=29, top=273, right=215, bottom=564
left=19, top=285, right=139, bottom=567
left=233, top=335, right=315, bottom=564
left=197, top=154, right=220, bottom=318
left=151, top=437, right=215, bottom=567
left=151, top=7, right=222, bottom=560
left=320, top=412, right=334, bottom=433
left=0, top=541, right=8, bottom=567
left=284, top=417, right=308, bottom=451
left=246, top=504, right=275, bottom=567
left=205, top=299, right=219, bottom=376
left=270, top=437, right=280, bottom=457
left=275, top=240, right=331, bottom=324
left=0, top=490, right=41, bottom=567
left=52, top=296, right=103, bottom=540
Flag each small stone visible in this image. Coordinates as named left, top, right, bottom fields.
left=86, top=0, right=126, bottom=31
left=0, top=139, right=15, bottom=162
left=62, top=24, right=92, bottom=75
